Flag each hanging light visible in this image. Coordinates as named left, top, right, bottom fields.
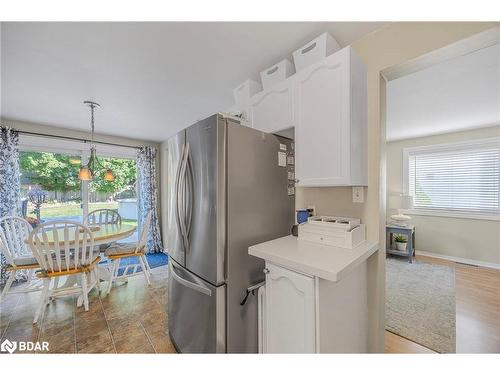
left=78, top=101, right=115, bottom=182
left=104, top=169, right=115, bottom=181
left=78, top=165, right=92, bottom=180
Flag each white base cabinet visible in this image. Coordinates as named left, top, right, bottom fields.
left=261, top=261, right=368, bottom=353
left=264, top=262, right=317, bottom=353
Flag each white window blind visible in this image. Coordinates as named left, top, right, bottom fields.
left=406, top=139, right=500, bottom=217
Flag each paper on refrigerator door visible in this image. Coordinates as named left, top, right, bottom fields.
left=278, top=152, right=287, bottom=167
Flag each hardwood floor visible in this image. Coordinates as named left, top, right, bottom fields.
left=385, top=254, right=500, bottom=354
left=0, top=265, right=176, bottom=353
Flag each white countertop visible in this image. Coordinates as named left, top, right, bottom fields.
left=248, top=235, right=378, bottom=282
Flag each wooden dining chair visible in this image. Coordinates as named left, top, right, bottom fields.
left=0, top=216, right=40, bottom=302
left=28, top=221, right=101, bottom=324
left=103, top=211, right=153, bottom=295
left=86, top=209, right=122, bottom=226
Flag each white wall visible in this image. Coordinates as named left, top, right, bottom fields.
left=386, top=126, right=500, bottom=267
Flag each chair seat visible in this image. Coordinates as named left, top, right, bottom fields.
left=104, top=243, right=141, bottom=257
left=12, top=256, right=38, bottom=266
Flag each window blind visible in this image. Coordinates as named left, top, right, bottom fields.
left=408, top=144, right=500, bottom=214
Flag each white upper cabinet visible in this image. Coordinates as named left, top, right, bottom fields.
left=294, top=46, right=367, bottom=186
left=249, top=79, right=294, bottom=134
left=237, top=45, right=367, bottom=187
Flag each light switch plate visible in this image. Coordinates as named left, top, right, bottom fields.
left=352, top=187, right=364, bottom=203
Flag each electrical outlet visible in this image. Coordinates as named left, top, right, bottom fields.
left=352, top=187, right=364, bottom=203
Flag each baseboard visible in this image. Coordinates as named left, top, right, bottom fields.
left=416, top=250, right=500, bottom=270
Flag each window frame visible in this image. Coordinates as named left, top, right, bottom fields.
left=402, top=137, right=500, bottom=221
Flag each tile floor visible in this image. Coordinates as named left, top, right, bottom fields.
left=0, top=265, right=176, bottom=354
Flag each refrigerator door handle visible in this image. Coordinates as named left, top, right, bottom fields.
left=185, top=144, right=194, bottom=239
left=178, top=143, right=190, bottom=251
left=169, top=261, right=212, bottom=296
left=175, top=143, right=186, bottom=251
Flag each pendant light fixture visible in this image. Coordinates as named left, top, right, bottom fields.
left=78, top=101, right=115, bottom=182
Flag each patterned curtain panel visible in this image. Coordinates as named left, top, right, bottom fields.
left=0, top=126, right=21, bottom=284
left=137, top=146, right=163, bottom=253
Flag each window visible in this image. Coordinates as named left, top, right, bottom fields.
left=403, top=138, right=500, bottom=220
left=18, top=134, right=139, bottom=241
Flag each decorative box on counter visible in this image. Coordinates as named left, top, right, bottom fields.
left=298, top=215, right=366, bottom=249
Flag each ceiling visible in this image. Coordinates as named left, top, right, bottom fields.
left=387, top=42, right=500, bottom=141
left=1, top=22, right=385, bottom=142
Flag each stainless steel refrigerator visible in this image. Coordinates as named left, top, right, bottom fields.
left=166, top=113, right=294, bottom=353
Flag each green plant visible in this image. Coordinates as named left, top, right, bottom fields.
left=394, top=234, right=407, bottom=243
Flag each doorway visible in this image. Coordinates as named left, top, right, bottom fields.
left=381, top=38, right=500, bottom=353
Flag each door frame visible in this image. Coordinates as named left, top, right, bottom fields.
left=378, top=26, right=499, bottom=349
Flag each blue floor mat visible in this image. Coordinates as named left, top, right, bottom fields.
left=99, top=252, right=168, bottom=277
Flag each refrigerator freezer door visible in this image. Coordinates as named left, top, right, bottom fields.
left=165, top=130, right=186, bottom=266
left=168, top=258, right=226, bottom=353
left=225, top=124, right=295, bottom=353
left=184, top=114, right=226, bottom=285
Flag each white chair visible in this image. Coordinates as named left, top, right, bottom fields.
left=103, top=211, right=153, bottom=295
left=86, top=209, right=121, bottom=226
left=0, top=216, right=40, bottom=302
left=28, top=221, right=101, bottom=324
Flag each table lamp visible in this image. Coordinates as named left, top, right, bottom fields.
left=390, top=194, right=414, bottom=226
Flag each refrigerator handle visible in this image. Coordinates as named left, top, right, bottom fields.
left=185, top=145, right=194, bottom=240
left=169, top=261, right=212, bottom=296
left=175, top=143, right=185, bottom=250
left=178, top=143, right=190, bottom=251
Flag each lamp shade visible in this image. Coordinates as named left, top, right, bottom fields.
left=389, top=194, right=414, bottom=209
left=78, top=166, right=92, bottom=181
left=400, top=195, right=414, bottom=210
left=104, top=169, right=115, bottom=182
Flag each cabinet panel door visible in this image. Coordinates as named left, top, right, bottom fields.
left=295, top=51, right=350, bottom=186
left=265, top=263, right=316, bottom=353
left=249, top=80, right=293, bottom=133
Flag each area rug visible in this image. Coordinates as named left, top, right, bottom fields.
left=100, top=252, right=168, bottom=276
left=386, top=256, right=456, bottom=353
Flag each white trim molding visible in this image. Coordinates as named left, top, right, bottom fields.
left=417, top=249, right=500, bottom=270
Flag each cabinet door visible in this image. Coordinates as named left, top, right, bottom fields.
left=294, top=50, right=350, bottom=186
left=264, top=263, right=316, bottom=353
left=249, top=80, right=293, bottom=133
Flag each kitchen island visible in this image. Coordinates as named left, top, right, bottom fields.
left=249, top=235, right=378, bottom=353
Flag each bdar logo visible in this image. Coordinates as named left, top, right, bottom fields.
left=1, top=339, right=17, bottom=354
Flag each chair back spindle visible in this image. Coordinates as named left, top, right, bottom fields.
left=86, top=209, right=121, bottom=226
left=0, top=216, right=33, bottom=265
left=28, top=221, right=95, bottom=274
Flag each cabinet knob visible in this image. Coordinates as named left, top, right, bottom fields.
left=263, top=268, right=269, bottom=274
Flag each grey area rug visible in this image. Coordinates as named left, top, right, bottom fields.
left=386, top=256, right=456, bottom=353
